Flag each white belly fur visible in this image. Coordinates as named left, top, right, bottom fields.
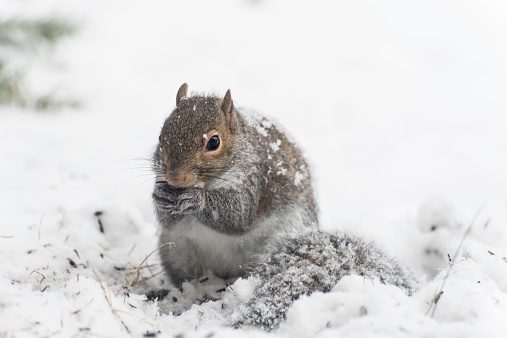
left=166, top=205, right=308, bottom=278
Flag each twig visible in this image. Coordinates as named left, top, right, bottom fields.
left=59, top=212, right=66, bottom=228
left=38, top=214, right=44, bottom=241
left=139, top=270, right=164, bottom=283
left=93, top=270, right=112, bottom=307
left=128, top=244, right=136, bottom=256
left=426, top=203, right=485, bottom=317
left=156, top=299, right=174, bottom=318
left=93, top=269, right=131, bottom=334
left=118, top=263, right=157, bottom=271
left=203, top=293, right=220, bottom=302
left=194, top=267, right=198, bottom=289
left=29, top=269, right=46, bottom=283
left=115, top=285, right=125, bottom=297
left=435, top=257, right=468, bottom=271
left=201, top=258, right=207, bottom=278
left=123, top=242, right=174, bottom=303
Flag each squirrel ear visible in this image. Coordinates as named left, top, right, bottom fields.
left=176, top=83, right=188, bottom=106
left=221, top=89, right=237, bottom=132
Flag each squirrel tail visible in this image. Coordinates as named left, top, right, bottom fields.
left=236, top=230, right=417, bottom=331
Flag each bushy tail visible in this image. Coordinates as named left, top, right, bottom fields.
left=236, top=230, right=417, bottom=331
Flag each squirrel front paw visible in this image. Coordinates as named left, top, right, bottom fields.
left=152, top=184, right=180, bottom=211
left=173, top=188, right=203, bottom=214
left=153, top=184, right=203, bottom=214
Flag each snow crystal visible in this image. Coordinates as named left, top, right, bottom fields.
left=261, top=119, right=272, bottom=129
left=277, top=168, right=287, bottom=176
left=241, top=109, right=270, bottom=137
left=294, top=171, right=304, bottom=186
left=256, top=125, right=268, bottom=137
left=270, top=140, right=281, bottom=152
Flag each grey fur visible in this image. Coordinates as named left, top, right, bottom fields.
left=153, top=91, right=317, bottom=287
left=236, top=230, right=417, bottom=331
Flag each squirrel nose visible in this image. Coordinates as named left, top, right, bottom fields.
left=166, top=172, right=193, bottom=188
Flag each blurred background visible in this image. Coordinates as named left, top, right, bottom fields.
left=2, top=0, right=507, bottom=267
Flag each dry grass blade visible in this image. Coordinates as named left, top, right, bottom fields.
left=426, top=203, right=485, bottom=317
left=203, top=293, right=220, bottom=302
left=123, top=242, right=174, bottom=304
left=93, top=269, right=131, bottom=334
left=93, top=269, right=113, bottom=309
left=156, top=299, right=174, bottom=318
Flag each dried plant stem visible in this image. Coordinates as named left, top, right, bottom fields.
left=93, top=269, right=131, bottom=334
left=123, top=242, right=174, bottom=303
left=426, top=203, right=485, bottom=317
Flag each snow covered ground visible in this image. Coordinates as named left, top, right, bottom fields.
left=1, top=0, right=507, bottom=336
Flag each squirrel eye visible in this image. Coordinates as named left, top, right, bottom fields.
left=158, top=135, right=162, bottom=144
left=206, top=135, right=220, bottom=151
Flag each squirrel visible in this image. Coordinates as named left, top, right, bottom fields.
left=152, top=84, right=416, bottom=331
left=152, top=83, right=318, bottom=288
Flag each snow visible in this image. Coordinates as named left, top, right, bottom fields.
left=269, top=140, right=281, bottom=152
left=2, top=0, right=507, bottom=337
left=294, top=171, right=304, bottom=187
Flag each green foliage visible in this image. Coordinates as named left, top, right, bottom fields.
left=0, top=18, right=79, bottom=111
left=0, top=18, right=77, bottom=50
left=0, top=62, right=23, bottom=106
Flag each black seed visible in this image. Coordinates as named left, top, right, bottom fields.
left=68, top=258, right=77, bottom=268
left=145, top=289, right=170, bottom=301
left=98, top=218, right=104, bottom=233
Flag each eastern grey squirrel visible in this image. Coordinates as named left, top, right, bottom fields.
left=152, top=84, right=415, bottom=331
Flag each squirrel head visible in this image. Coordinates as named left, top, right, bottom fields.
left=158, top=83, right=238, bottom=188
